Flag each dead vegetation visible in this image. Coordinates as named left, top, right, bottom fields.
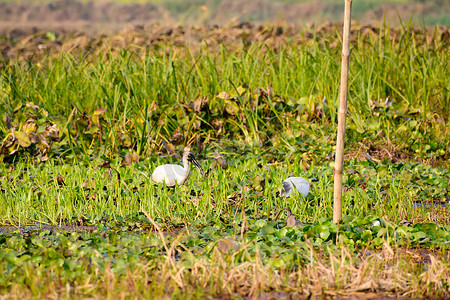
left=1, top=22, right=449, bottom=67
left=2, top=240, right=448, bottom=299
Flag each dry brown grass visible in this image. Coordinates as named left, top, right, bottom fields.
left=2, top=23, right=449, bottom=66
left=1, top=240, right=448, bottom=299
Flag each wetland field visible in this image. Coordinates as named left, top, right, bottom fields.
left=0, top=13, right=449, bottom=299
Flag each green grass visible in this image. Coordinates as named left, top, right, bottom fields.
left=1, top=25, right=448, bottom=161
left=0, top=23, right=449, bottom=298
left=0, top=157, right=448, bottom=225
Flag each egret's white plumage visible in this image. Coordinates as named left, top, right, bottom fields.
left=152, top=151, right=204, bottom=187
left=280, top=177, right=310, bottom=198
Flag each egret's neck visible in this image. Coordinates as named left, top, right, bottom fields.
left=183, top=156, right=190, bottom=171
left=180, top=155, right=191, bottom=183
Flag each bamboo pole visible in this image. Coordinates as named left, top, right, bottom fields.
left=333, top=0, right=352, bottom=223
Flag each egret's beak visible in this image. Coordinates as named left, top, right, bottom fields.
left=188, top=154, right=204, bottom=176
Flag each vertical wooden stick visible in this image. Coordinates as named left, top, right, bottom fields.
left=333, top=0, right=352, bottom=223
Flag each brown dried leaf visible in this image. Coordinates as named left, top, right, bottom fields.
left=369, top=100, right=382, bottom=110
left=235, top=85, right=246, bottom=96
left=120, top=133, right=132, bottom=148
left=193, top=120, right=201, bottom=130
left=5, top=116, right=12, bottom=130
left=76, top=114, right=90, bottom=129
left=26, top=113, right=38, bottom=120
left=195, top=135, right=204, bottom=154
left=82, top=179, right=96, bottom=190
left=190, top=96, right=209, bottom=112
left=148, top=102, right=158, bottom=113
left=22, top=120, right=37, bottom=134
left=26, top=102, right=39, bottom=111
left=95, top=161, right=111, bottom=169
left=39, top=108, right=49, bottom=117
left=384, top=97, right=393, bottom=108
left=163, top=142, right=175, bottom=154
left=9, top=149, right=19, bottom=156
left=225, top=100, right=239, bottom=116
left=170, top=132, right=184, bottom=144
left=123, top=153, right=133, bottom=166
left=1, top=134, right=15, bottom=149
left=123, top=152, right=140, bottom=166
left=254, top=85, right=273, bottom=97
left=15, top=131, right=31, bottom=147
left=44, top=124, right=61, bottom=141
left=211, top=120, right=223, bottom=134
left=56, top=174, right=66, bottom=186
left=217, top=92, right=230, bottom=100
left=92, top=108, right=107, bottom=126
left=217, top=238, right=240, bottom=253
left=38, top=134, right=50, bottom=148
left=28, top=132, right=40, bottom=144
left=93, top=108, right=108, bottom=115
left=214, top=150, right=228, bottom=169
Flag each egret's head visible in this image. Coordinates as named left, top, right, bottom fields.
left=186, top=152, right=204, bottom=176
left=280, top=181, right=292, bottom=197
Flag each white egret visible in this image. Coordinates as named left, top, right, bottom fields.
left=151, top=151, right=204, bottom=187
left=280, top=177, right=310, bottom=198
left=284, top=207, right=304, bottom=227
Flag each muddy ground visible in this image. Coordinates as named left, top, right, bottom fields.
left=0, top=0, right=448, bottom=35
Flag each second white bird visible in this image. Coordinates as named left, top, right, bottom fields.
left=280, top=176, right=310, bottom=198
